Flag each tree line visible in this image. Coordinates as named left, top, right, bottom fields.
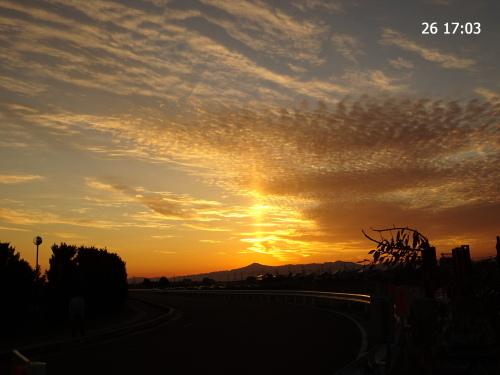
left=0, top=241, right=127, bottom=333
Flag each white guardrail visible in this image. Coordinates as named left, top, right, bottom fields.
left=134, top=288, right=371, bottom=307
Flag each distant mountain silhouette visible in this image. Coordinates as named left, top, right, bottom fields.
left=127, top=261, right=362, bottom=284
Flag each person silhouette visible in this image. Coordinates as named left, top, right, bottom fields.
left=69, top=292, right=85, bottom=338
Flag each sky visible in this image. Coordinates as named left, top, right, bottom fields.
left=0, top=0, right=499, bottom=278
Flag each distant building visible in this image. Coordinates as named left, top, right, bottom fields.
left=440, top=253, right=453, bottom=267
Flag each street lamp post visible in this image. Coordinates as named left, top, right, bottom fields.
left=32, top=236, right=43, bottom=321
left=33, top=236, right=42, bottom=282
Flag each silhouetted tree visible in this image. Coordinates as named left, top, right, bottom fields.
left=45, top=243, right=79, bottom=318
left=0, top=242, right=35, bottom=331
left=45, top=243, right=127, bottom=319
left=158, top=276, right=169, bottom=287
left=362, top=226, right=430, bottom=268
left=246, top=275, right=257, bottom=284
left=75, top=246, right=128, bottom=315
left=261, top=273, right=274, bottom=282
left=142, top=278, right=152, bottom=287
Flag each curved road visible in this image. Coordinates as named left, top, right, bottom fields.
left=34, top=294, right=362, bottom=375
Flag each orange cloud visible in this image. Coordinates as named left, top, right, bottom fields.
left=0, top=175, right=45, bottom=184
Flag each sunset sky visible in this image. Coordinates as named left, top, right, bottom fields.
left=1, top=0, right=498, bottom=278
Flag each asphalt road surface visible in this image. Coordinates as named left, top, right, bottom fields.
left=33, top=294, right=362, bottom=375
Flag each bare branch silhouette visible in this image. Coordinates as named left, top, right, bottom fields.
left=362, top=226, right=430, bottom=267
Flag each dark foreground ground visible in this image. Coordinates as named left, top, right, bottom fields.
left=27, top=294, right=362, bottom=375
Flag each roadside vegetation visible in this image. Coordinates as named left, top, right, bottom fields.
left=0, top=241, right=128, bottom=333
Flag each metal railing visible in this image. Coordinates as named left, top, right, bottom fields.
left=133, top=288, right=370, bottom=304
left=131, top=289, right=371, bottom=314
